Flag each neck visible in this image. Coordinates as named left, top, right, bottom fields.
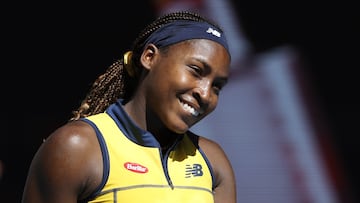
left=124, top=98, right=183, bottom=151
left=123, top=99, right=146, bottom=129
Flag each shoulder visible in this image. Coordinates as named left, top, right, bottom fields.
left=197, top=134, right=237, bottom=203
left=41, top=120, right=99, bottom=161
left=26, top=120, right=103, bottom=200
left=197, top=135, right=230, bottom=171
left=44, top=119, right=103, bottom=181
left=192, top=134, right=233, bottom=177
left=186, top=132, right=226, bottom=164
left=45, top=120, right=97, bottom=148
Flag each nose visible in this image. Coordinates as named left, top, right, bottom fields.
left=194, top=80, right=213, bottom=106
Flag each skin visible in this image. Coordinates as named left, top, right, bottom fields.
left=22, top=39, right=236, bottom=203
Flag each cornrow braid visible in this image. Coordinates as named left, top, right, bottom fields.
left=70, top=11, right=223, bottom=121
left=70, top=60, right=127, bottom=121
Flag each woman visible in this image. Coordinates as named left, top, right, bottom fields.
left=22, top=11, right=236, bottom=203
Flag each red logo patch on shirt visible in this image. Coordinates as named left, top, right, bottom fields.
left=124, top=162, right=148, bottom=173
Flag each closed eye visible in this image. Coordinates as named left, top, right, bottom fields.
left=189, top=65, right=203, bottom=77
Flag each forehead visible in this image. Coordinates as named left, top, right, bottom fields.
left=169, top=39, right=231, bottom=66
left=159, top=39, right=230, bottom=79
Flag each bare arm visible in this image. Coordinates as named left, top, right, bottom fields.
left=199, top=137, right=236, bottom=203
left=22, top=121, right=103, bottom=203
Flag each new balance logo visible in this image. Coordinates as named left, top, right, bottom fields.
left=185, top=164, right=203, bottom=178
left=206, top=27, right=221, bottom=37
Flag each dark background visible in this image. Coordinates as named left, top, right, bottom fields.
left=2, top=1, right=358, bottom=202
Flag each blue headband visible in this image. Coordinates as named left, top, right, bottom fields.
left=142, top=20, right=229, bottom=52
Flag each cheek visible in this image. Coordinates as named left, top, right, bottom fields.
left=177, top=73, right=190, bottom=85
left=209, top=98, right=219, bottom=112
left=168, top=68, right=190, bottom=87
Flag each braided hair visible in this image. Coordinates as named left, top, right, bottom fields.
left=70, top=11, right=224, bottom=121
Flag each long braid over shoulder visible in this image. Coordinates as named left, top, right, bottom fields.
left=70, top=11, right=223, bottom=121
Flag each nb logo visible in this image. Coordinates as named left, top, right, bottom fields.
left=206, top=27, right=221, bottom=37
left=185, top=164, right=203, bottom=178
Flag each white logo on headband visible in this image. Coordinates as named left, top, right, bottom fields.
left=206, top=27, right=221, bottom=38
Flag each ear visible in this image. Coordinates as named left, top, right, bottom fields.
left=140, top=44, right=159, bottom=71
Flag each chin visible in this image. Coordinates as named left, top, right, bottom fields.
left=172, top=128, right=188, bottom=135
left=166, top=115, right=193, bottom=134
left=170, top=123, right=190, bottom=134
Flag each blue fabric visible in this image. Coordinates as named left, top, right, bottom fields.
left=143, top=20, right=229, bottom=52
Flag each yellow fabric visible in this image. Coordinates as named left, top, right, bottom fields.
left=86, top=113, right=214, bottom=203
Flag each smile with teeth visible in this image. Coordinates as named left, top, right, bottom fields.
left=181, top=101, right=200, bottom=117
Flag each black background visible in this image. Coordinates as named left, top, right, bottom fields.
left=1, top=1, right=358, bottom=202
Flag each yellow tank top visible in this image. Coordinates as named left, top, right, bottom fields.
left=82, top=102, right=215, bottom=203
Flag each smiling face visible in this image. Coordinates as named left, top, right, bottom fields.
left=139, top=39, right=230, bottom=134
